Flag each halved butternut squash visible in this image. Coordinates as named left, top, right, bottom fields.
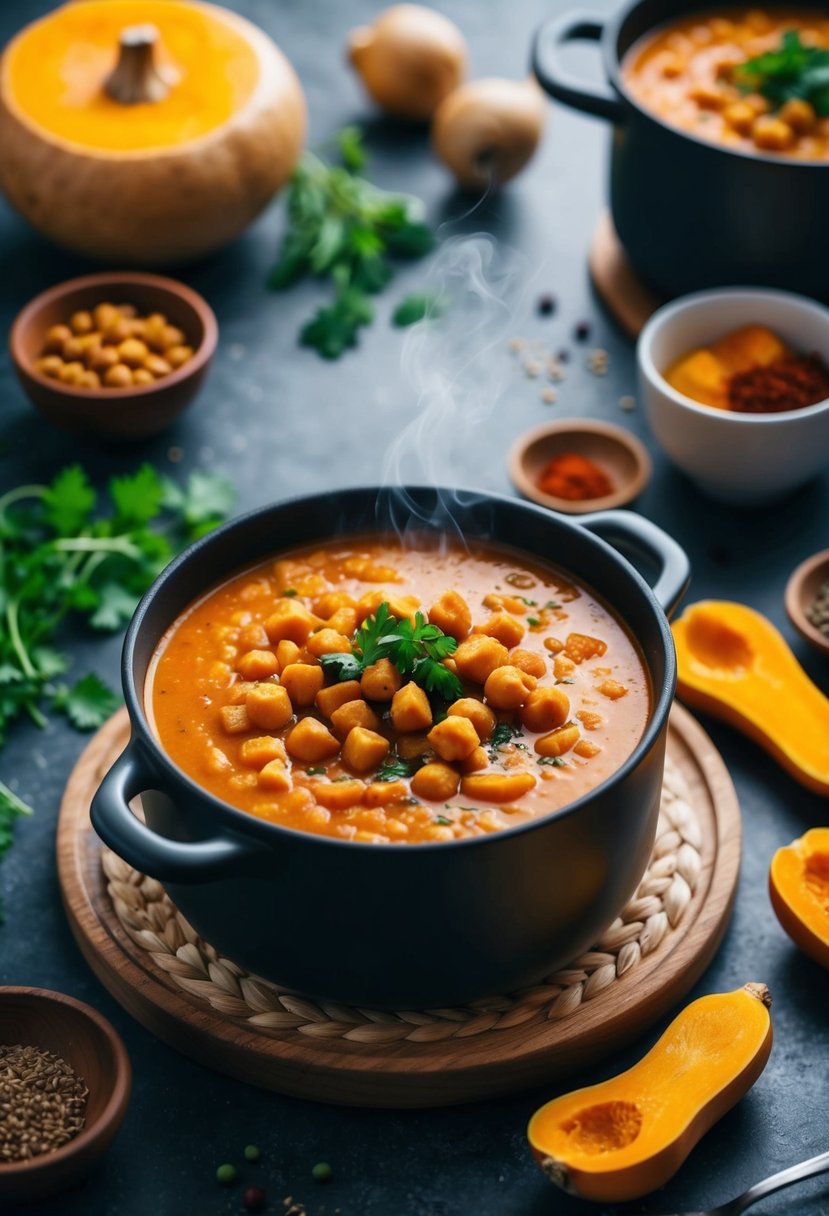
left=528, top=983, right=772, bottom=1202
left=672, top=601, right=829, bottom=795
left=769, top=828, right=829, bottom=969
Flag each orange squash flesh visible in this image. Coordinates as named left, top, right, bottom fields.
left=527, top=984, right=772, bottom=1203
left=770, top=829, right=829, bottom=969
left=672, top=601, right=829, bottom=796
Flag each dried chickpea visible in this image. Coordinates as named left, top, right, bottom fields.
left=520, top=686, right=570, bottom=733
left=144, top=354, right=173, bottom=378
left=117, top=338, right=149, bottom=368
left=62, top=336, right=86, bottom=362
left=132, top=368, right=155, bottom=386
left=103, top=363, right=133, bottom=388
left=102, top=317, right=133, bottom=345
left=723, top=100, right=756, bottom=135
left=78, top=370, right=101, bottom=389
left=36, top=355, right=64, bottom=379
left=43, top=324, right=72, bottom=352
left=90, top=345, right=119, bottom=373
left=484, top=665, right=537, bottom=710
left=779, top=98, right=815, bottom=135
left=166, top=344, right=194, bottom=368
left=94, top=303, right=120, bottom=331
left=752, top=116, right=795, bottom=151
left=58, top=361, right=86, bottom=385
left=70, top=310, right=94, bottom=335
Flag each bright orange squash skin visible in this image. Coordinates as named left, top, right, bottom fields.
left=769, top=829, right=829, bottom=969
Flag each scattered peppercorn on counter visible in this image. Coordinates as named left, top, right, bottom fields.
left=147, top=539, right=649, bottom=842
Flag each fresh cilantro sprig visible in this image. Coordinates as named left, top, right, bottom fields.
left=735, top=30, right=829, bottom=115
left=0, top=781, right=32, bottom=922
left=320, top=603, right=463, bottom=702
left=268, top=128, right=435, bottom=358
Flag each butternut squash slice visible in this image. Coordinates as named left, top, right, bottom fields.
left=527, top=983, right=772, bottom=1203
left=672, top=601, right=829, bottom=796
left=769, top=828, right=829, bottom=969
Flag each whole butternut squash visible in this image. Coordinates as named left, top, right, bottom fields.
left=672, top=601, right=829, bottom=795
left=0, top=0, right=306, bottom=264
left=528, top=983, right=772, bottom=1202
left=769, top=828, right=829, bottom=969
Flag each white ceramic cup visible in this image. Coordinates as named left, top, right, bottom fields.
left=638, top=288, right=829, bottom=505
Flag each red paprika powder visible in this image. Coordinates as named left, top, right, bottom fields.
left=536, top=452, right=614, bottom=501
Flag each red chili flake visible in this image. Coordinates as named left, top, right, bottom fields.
left=243, top=1186, right=267, bottom=1212
left=728, top=354, right=829, bottom=413
left=574, top=321, right=591, bottom=342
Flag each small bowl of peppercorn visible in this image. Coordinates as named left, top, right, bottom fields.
left=785, top=549, right=829, bottom=659
left=638, top=288, right=829, bottom=505
left=10, top=271, right=218, bottom=440
left=508, top=418, right=652, bottom=514
left=0, top=987, right=131, bottom=1204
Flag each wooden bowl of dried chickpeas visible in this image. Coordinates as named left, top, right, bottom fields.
left=10, top=272, right=218, bottom=439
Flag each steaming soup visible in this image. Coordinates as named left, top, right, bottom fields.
left=623, top=9, right=829, bottom=158
left=148, top=537, right=650, bottom=843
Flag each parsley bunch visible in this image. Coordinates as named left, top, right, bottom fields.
left=268, top=128, right=435, bottom=357
left=320, top=602, right=463, bottom=702
left=735, top=30, right=829, bottom=115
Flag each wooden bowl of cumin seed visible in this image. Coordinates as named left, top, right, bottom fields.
left=0, top=987, right=131, bottom=1203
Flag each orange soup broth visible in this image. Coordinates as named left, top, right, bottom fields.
left=147, top=538, right=650, bottom=844
left=623, top=9, right=829, bottom=158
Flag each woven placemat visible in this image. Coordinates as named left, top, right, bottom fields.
left=100, top=755, right=701, bottom=1041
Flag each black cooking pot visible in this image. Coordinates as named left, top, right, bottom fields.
left=532, top=0, right=829, bottom=300
left=91, top=487, right=689, bottom=1009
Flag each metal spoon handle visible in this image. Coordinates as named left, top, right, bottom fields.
left=727, top=1149, right=829, bottom=1214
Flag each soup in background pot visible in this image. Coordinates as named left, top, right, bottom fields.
left=623, top=8, right=829, bottom=158
left=147, top=536, right=650, bottom=844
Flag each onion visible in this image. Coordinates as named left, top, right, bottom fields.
left=347, top=4, right=467, bottom=122
left=432, top=77, right=546, bottom=190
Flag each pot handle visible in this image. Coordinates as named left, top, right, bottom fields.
left=91, top=740, right=266, bottom=884
left=578, top=511, right=690, bottom=617
left=532, top=14, right=624, bottom=122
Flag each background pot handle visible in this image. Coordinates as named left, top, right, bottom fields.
left=532, top=14, right=624, bottom=122
left=578, top=511, right=690, bottom=617
left=91, top=741, right=266, bottom=884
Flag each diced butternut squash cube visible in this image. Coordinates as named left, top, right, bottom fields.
left=543, top=637, right=565, bottom=655
left=711, top=324, right=789, bottom=374
left=396, top=731, right=432, bottom=759
left=386, top=594, right=420, bottom=624
left=343, top=556, right=402, bottom=583
left=361, top=658, right=402, bottom=701
left=279, top=663, right=325, bottom=707
left=664, top=348, right=729, bottom=410
left=364, top=779, right=408, bottom=806
left=264, top=601, right=320, bottom=645
left=476, top=612, right=525, bottom=648
left=576, top=710, right=603, bottom=731
left=315, top=680, right=362, bottom=718
left=240, top=736, right=287, bottom=768
left=285, top=717, right=340, bottom=762
left=220, top=704, right=251, bottom=735
left=312, top=779, right=366, bottom=810
left=355, top=590, right=386, bottom=623
left=257, top=760, right=292, bottom=792
left=597, top=679, right=629, bottom=700
left=484, top=665, right=537, bottom=710
left=427, top=716, right=480, bottom=762
left=327, top=607, right=358, bottom=636
left=428, top=590, right=471, bottom=641
left=246, top=683, right=293, bottom=731
left=553, top=655, right=576, bottom=681
left=313, top=591, right=358, bottom=619
left=330, top=699, right=381, bottom=738
left=305, top=628, right=352, bottom=658
left=447, top=697, right=496, bottom=741
left=342, top=727, right=390, bottom=772
left=459, top=746, right=489, bottom=774
left=536, top=722, right=581, bottom=757
left=574, top=739, right=601, bottom=758
left=520, top=686, right=570, bottom=733
left=411, top=762, right=460, bottom=801
left=391, top=682, right=433, bottom=732
left=460, top=772, right=536, bottom=802
left=275, top=639, right=301, bottom=671
left=564, top=633, right=608, bottom=664
left=453, top=635, right=509, bottom=684
left=237, top=649, right=279, bottom=681
left=204, top=746, right=231, bottom=775
left=512, top=649, right=547, bottom=678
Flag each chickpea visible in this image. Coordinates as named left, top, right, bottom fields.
left=752, top=116, right=795, bottom=152
left=93, top=303, right=121, bottom=331
left=723, top=101, right=756, bottom=135
left=117, top=338, right=149, bottom=368
left=36, top=355, right=64, bottom=379
left=102, top=317, right=133, bottom=345
left=484, top=665, right=537, bottom=710
left=43, top=324, right=72, bottom=353
left=511, top=648, right=547, bottom=679
left=144, top=355, right=173, bottom=379
left=58, top=361, right=85, bottom=385
left=132, top=368, right=155, bottom=386
left=78, top=370, right=101, bottom=389
left=69, top=310, right=95, bottom=335
left=167, top=344, right=194, bottom=369
left=689, top=82, right=726, bottom=110
left=156, top=324, right=186, bottom=352
left=520, top=686, right=570, bottom=733
left=90, top=345, right=120, bottom=373
left=779, top=98, right=815, bottom=135
left=103, top=363, right=134, bottom=388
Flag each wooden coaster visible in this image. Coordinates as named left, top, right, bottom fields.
left=57, top=705, right=740, bottom=1108
left=589, top=210, right=663, bottom=339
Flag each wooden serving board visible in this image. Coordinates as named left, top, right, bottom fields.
left=57, top=704, right=740, bottom=1108
left=589, top=210, right=663, bottom=339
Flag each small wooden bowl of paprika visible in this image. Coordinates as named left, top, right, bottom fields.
left=508, top=419, right=652, bottom=515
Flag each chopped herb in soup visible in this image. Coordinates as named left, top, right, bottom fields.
left=623, top=9, right=829, bottom=158
left=147, top=538, right=650, bottom=843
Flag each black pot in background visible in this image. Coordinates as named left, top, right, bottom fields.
left=91, top=487, right=689, bottom=1009
left=532, top=0, right=829, bottom=302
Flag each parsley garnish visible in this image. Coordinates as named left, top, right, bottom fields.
left=306, top=766, right=327, bottom=776
left=0, top=464, right=233, bottom=917
left=489, top=722, right=521, bottom=749
left=0, top=782, right=32, bottom=922
left=735, top=31, right=829, bottom=115
left=434, top=815, right=452, bottom=826
left=538, top=756, right=567, bottom=767
left=392, top=292, right=448, bottom=328
left=526, top=617, right=541, bottom=627
left=268, top=128, right=435, bottom=358
left=320, top=604, right=463, bottom=702
left=283, top=588, right=298, bottom=598
left=544, top=600, right=560, bottom=610
left=375, top=758, right=414, bottom=782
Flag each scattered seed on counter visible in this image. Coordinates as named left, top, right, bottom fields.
left=524, top=359, right=543, bottom=378
left=574, top=320, right=592, bottom=342
left=537, top=293, right=557, bottom=316
left=556, top=349, right=571, bottom=363
left=546, top=356, right=566, bottom=382
left=0, top=1044, right=88, bottom=1162
left=541, top=387, right=558, bottom=404
left=167, top=446, right=183, bottom=463
left=312, top=1162, right=333, bottom=1183
left=806, top=579, right=829, bottom=637
left=508, top=337, right=527, bottom=354
left=586, top=348, right=609, bottom=375
left=244, top=1144, right=261, bottom=1162
left=216, top=1162, right=238, bottom=1185
left=618, top=395, right=636, bottom=411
